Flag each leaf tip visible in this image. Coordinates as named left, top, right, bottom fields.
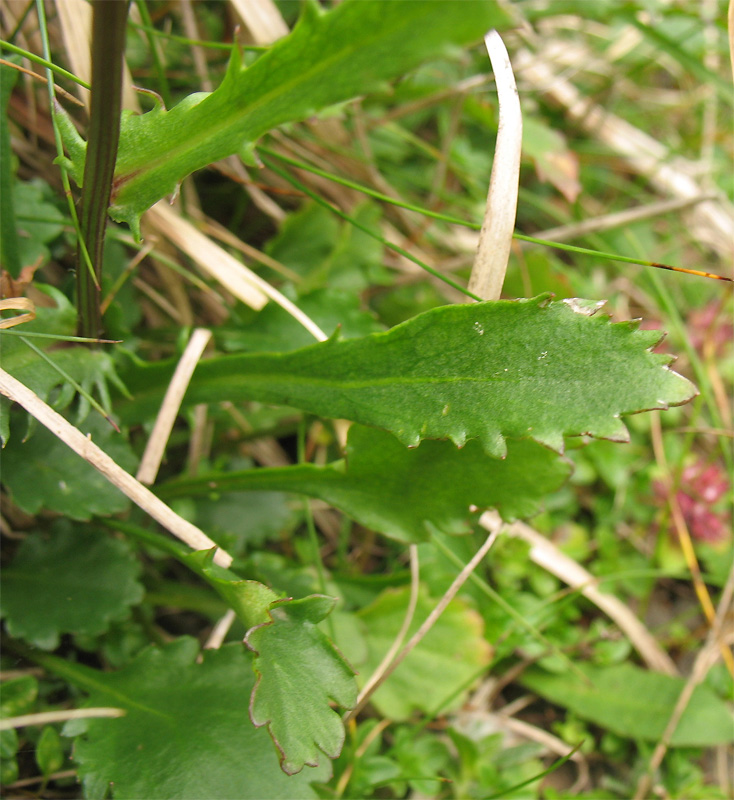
left=532, top=292, right=555, bottom=308
left=598, top=416, right=631, bottom=444
left=562, top=297, right=606, bottom=316
left=530, top=430, right=565, bottom=453
left=480, top=431, right=507, bottom=458
left=109, top=205, right=143, bottom=243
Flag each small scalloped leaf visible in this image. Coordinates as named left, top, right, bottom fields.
left=2, top=414, right=136, bottom=520
left=245, top=595, right=357, bottom=775
left=119, top=296, right=698, bottom=456
left=0, top=522, right=143, bottom=650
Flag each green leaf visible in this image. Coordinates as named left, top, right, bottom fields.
left=1, top=415, right=136, bottom=519
left=181, top=548, right=281, bottom=630
left=167, top=553, right=356, bottom=774
left=0, top=523, right=143, bottom=649
left=263, top=202, right=389, bottom=293
left=0, top=286, right=126, bottom=445
left=327, top=203, right=391, bottom=290
left=0, top=754, right=18, bottom=785
left=193, top=489, right=299, bottom=551
left=36, top=726, right=65, bottom=777
left=12, top=179, right=66, bottom=269
left=0, top=675, right=38, bottom=718
left=0, top=730, right=19, bottom=761
left=246, top=595, right=358, bottom=775
left=218, top=288, right=383, bottom=354
left=61, top=639, right=331, bottom=798
left=520, top=663, right=734, bottom=747
left=118, top=297, right=697, bottom=457
left=59, top=1, right=507, bottom=235
left=265, top=202, right=340, bottom=284
left=522, top=116, right=580, bottom=202
left=390, top=727, right=451, bottom=796
left=161, top=426, right=571, bottom=543
left=337, top=585, right=491, bottom=721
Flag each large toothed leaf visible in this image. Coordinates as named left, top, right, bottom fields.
left=57, top=1, right=507, bottom=236
left=59, top=639, right=331, bottom=798
left=119, top=296, right=697, bottom=457
left=246, top=595, right=357, bottom=775
left=160, top=426, right=571, bottom=543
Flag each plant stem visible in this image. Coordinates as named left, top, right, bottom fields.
left=0, top=59, right=21, bottom=277
left=77, top=0, right=128, bottom=340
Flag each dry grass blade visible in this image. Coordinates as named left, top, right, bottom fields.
left=54, top=0, right=139, bottom=112
left=0, top=708, right=126, bottom=730
left=146, top=202, right=268, bottom=311
left=147, top=202, right=328, bottom=342
left=454, top=704, right=590, bottom=794
left=343, top=544, right=421, bottom=723
left=633, top=555, right=734, bottom=800
left=229, top=0, right=289, bottom=45
left=527, top=194, right=719, bottom=246
left=136, top=327, right=212, bottom=485
left=515, top=45, right=734, bottom=265
left=0, top=367, right=233, bottom=568
left=193, top=211, right=299, bottom=282
left=0, top=297, right=36, bottom=328
left=445, top=194, right=719, bottom=257
left=650, top=412, right=734, bottom=677
left=346, top=516, right=503, bottom=721
left=203, top=608, right=238, bottom=650
left=0, top=58, right=85, bottom=106
left=468, top=31, right=522, bottom=301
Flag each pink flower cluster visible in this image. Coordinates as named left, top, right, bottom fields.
left=655, top=461, right=731, bottom=544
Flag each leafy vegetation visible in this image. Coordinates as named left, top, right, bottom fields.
left=1, top=2, right=732, bottom=799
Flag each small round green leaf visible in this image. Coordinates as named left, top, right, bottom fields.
left=36, top=726, right=65, bottom=777
left=2, top=415, right=136, bottom=519
left=246, top=595, right=358, bottom=775
left=1, top=524, right=143, bottom=649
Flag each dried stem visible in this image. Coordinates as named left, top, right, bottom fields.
left=343, top=544, right=420, bottom=723
left=137, top=328, right=212, bottom=485
left=468, top=31, right=522, bottom=301
left=0, top=368, right=233, bottom=568
left=346, top=518, right=502, bottom=720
